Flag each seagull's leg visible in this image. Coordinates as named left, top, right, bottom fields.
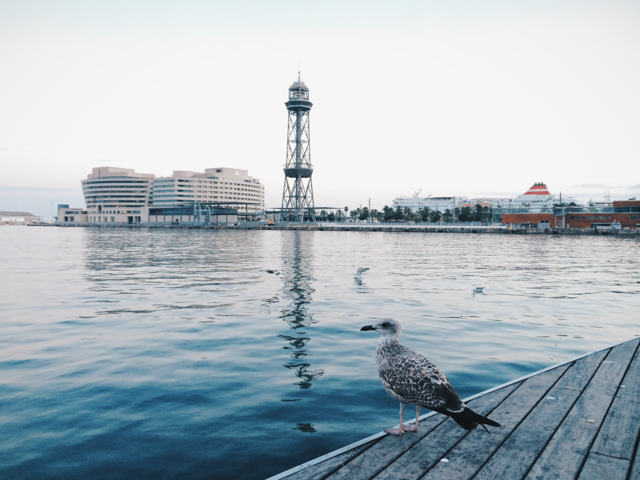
left=385, top=404, right=405, bottom=436
left=403, top=406, right=420, bottom=432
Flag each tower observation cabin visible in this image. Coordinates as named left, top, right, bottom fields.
left=281, top=73, right=315, bottom=222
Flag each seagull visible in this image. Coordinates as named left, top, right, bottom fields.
left=355, top=267, right=369, bottom=278
left=360, top=319, right=501, bottom=435
left=354, top=267, right=369, bottom=285
left=266, top=270, right=280, bottom=275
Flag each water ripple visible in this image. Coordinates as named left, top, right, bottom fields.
left=0, top=228, right=639, bottom=479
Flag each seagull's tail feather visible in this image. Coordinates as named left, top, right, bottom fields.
left=437, top=407, right=501, bottom=431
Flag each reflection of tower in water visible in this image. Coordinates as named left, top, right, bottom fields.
left=279, top=231, right=324, bottom=389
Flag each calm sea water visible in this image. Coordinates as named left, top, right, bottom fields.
left=1, top=227, right=639, bottom=479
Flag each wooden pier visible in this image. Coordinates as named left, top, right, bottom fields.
left=269, top=337, right=640, bottom=480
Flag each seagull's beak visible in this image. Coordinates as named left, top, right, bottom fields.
left=360, top=325, right=376, bottom=331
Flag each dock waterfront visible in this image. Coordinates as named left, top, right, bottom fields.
left=269, top=337, right=640, bottom=480
left=54, top=222, right=640, bottom=235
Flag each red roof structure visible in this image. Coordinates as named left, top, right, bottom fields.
left=523, top=182, right=551, bottom=196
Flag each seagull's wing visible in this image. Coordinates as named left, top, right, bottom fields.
left=379, top=345, right=465, bottom=412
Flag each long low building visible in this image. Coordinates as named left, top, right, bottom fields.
left=501, top=200, right=640, bottom=229
left=0, top=211, right=41, bottom=225
left=148, top=206, right=238, bottom=224
left=58, top=208, right=88, bottom=223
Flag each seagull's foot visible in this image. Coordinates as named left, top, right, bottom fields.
left=402, top=424, right=418, bottom=432
left=385, top=427, right=404, bottom=436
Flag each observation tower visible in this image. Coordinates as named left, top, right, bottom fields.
left=281, top=73, right=315, bottom=222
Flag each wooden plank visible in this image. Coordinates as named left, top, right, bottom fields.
left=577, top=452, right=630, bottom=480
left=422, top=363, right=570, bottom=480
left=275, top=338, right=640, bottom=480
left=474, top=349, right=608, bottom=480
left=629, top=441, right=640, bottom=480
left=282, top=440, right=378, bottom=480
left=324, top=414, right=448, bottom=480
left=589, top=339, right=640, bottom=460
left=525, top=340, right=638, bottom=480
left=370, top=382, right=520, bottom=480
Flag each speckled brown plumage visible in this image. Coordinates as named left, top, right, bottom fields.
left=376, top=341, right=465, bottom=412
left=361, top=319, right=501, bottom=433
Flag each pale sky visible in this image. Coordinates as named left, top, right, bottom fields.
left=1, top=0, right=639, bottom=219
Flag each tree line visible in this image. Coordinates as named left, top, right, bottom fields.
left=314, top=204, right=492, bottom=223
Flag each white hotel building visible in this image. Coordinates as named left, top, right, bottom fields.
left=59, top=166, right=264, bottom=225
left=82, top=166, right=154, bottom=223
left=153, top=167, right=265, bottom=214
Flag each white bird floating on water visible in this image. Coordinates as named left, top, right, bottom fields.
left=266, top=269, right=280, bottom=275
left=360, top=319, right=501, bottom=435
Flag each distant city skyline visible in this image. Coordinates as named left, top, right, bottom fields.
left=1, top=0, right=639, bottom=219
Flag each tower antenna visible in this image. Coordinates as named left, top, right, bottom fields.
left=281, top=72, right=315, bottom=222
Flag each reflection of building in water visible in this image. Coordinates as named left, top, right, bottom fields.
left=278, top=335, right=309, bottom=359
left=279, top=231, right=324, bottom=389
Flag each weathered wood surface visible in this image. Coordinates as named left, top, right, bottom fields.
left=589, top=343, right=640, bottom=461
left=323, top=411, right=448, bottom=480
left=273, top=337, right=640, bottom=480
left=577, top=453, right=630, bottom=480
left=475, top=350, right=607, bottom=480
left=525, top=339, right=638, bottom=479
left=372, top=383, right=519, bottom=480
left=283, top=441, right=378, bottom=480
left=423, top=363, right=570, bottom=480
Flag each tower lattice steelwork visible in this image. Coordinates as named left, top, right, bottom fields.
left=281, top=73, right=315, bottom=222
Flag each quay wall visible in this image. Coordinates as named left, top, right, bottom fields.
left=52, top=223, right=640, bottom=236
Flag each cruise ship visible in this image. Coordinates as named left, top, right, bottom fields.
left=392, top=190, right=469, bottom=213
left=509, top=182, right=582, bottom=211
left=392, top=182, right=583, bottom=215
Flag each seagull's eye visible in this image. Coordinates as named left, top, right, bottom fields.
left=381, top=322, right=390, bottom=328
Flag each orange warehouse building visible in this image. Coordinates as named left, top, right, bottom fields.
left=502, top=200, right=640, bottom=229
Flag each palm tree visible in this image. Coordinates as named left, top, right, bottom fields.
left=383, top=205, right=394, bottom=221
left=419, top=206, right=430, bottom=222
left=481, top=206, right=492, bottom=222
left=429, top=210, right=442, bottom=222
left=473, top=203, right=483, bottom=222
left=458, top=206, right=472, bottom=222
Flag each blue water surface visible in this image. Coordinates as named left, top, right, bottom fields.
left=0, top=227, right=639, bottom=479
